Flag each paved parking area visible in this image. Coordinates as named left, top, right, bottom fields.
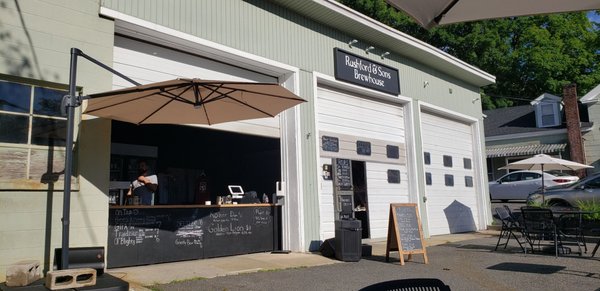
left=150, top=236, right=600, bottom=291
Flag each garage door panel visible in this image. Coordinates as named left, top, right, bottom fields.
left=318, top=86, right=407, bottom=240
left=421, top=111, right=479, bottom=236
left=365, top=162, right=408, bottom=239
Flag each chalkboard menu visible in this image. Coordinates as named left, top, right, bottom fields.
left=322, top=136, right=339, bottom=152
left=385, top=203, right=428, bottom=265
left=334, top=158, right=352, bottom=191
left=338, top=194, right=354, bottom=219
left=108, top=206, right=278, bottom=268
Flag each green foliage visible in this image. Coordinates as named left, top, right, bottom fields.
left=575, top=200, right=600, bottom=220
left=339, top=1, right=600, bottom=110
left=526, top=199, right=551, bottom=208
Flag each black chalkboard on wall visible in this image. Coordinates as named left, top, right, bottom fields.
left=107, top=205, right=277, bottom=268
left=385, top=203, right=428, bottom=265
left=334, top=158, right=352, bottom=191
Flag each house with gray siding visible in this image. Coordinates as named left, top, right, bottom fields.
left=485, top=87, right=599, bottom=182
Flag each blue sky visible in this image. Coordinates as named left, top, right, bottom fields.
left=588, top=11, right=600, bottom=23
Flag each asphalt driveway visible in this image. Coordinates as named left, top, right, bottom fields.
left=151, top=236, right=600, bottom=291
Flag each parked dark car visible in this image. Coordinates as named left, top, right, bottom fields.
left=527, top=172, right=600, bottom=207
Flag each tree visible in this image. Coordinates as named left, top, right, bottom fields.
left=340, top=0, right=600, bottom=109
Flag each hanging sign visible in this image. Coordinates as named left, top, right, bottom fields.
left=334, top=48, right=400, bottom=95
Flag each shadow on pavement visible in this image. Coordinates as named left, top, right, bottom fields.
left=487, top=262, right=565, bottom=274
left=488, top=262, right=600, bottom=280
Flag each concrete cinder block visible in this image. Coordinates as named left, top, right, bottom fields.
left=6, top=260, right=41, bottom=287
left=45, top=268, right=96, bottom=290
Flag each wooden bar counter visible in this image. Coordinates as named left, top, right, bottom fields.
left=108, top=204, right=280, bottom=268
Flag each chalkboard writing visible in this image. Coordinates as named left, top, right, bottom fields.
left=386, top=203, right=428, bottom=265
left=356, top=141, right=371, bottom=156
left=394, top=206, right=423, bottom=251
left=108, top=206, right=278, bottom=268
left=386, top=145, right=399, bottom=159
left=334, top=158, right=352, bottom=191
left=322, top=136, right=339, bottom=152
left=338, top=194, right=354, bottom=219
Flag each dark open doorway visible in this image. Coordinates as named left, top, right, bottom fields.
left=109, top=120, right=281, bottom=205
left=352, top=160, right=369, bottom=239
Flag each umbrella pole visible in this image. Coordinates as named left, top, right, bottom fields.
left=61, top=48, right=141, bottom=269
left=541, top=164, right=545, bottom=204
left=60, top=48, right=80, bottom=270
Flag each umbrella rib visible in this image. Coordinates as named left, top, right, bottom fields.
left=202, top=84, right=304, bottom=101
left=198, top=86, right=275, bottom=117
left=137, top=97, right=178, bottom=125
left=137, top=85, right=198, bottom=124
left=85, top=91, right=167, bottom=113
left=86, top=84, right=195, bottom=114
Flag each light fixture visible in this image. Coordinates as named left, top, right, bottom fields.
left=348, top=39, right=358, bottom=48
left=380, top=51, right=390, bottom=59
left=472, top=97, right=480, bottom=103
left=423, top=81, right=429, bottom=88
left=365, top=46, right=375, bottom=54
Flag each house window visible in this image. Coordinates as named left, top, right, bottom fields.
left=536, top=102, right=560, bottom=127
left=0, top=79, right=72, bottom=189
left=0, top=81, right=67, bottom=146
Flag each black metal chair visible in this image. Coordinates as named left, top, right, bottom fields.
left=359, top=278, right=451, bottom=291
left=556, top=212, right=587, bottom=255
left=520, top=207, right=560, bottom=257
left=494, top=207, right=525, bottom=252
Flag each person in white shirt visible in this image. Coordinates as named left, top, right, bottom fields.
left=127, top=160, right=158, bottom=205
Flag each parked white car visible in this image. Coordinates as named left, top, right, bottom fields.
left=489, top=170, right=579, bottom=202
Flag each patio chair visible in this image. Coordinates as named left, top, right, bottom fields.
left=494, top=207, right=525, bottom=252
left=359, top=278, right=451, bottom=291
left=556, top=212, right=587, bottom=255
left=520, top=207, right=561, bottom=257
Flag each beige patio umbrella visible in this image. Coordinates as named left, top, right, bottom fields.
left=385, top=0, right=600, bottom=29
left=84, top=78, right=306, bottom=125
left=499, top=154, right=592, bottom=192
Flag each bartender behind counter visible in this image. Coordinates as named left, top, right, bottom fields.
left=127, top=160, right=158, bottom=205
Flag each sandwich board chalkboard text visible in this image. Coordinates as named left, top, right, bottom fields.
left=386, top=203, right=428, bottom=265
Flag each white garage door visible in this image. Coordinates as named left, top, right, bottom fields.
left=110, top=36, right=281, bottom=137
left=317, top=87, right=408, bottom=240
left=421, top=112, right=479, bottom=236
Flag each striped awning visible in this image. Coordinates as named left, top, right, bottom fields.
left=486, top=143, right=567, bottom=158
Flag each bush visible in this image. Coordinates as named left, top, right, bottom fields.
left=574, top=200, right=600, bottom=220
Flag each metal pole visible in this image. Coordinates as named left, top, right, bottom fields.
left=61, top=48, right=81, bottom=269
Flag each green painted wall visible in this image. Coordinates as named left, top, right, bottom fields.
left=0, top=0, right=114, bottom=281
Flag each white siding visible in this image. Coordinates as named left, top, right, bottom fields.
left=421, top=112, right=479, bottom=235
left=365, top=162, right=409, bottom=238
